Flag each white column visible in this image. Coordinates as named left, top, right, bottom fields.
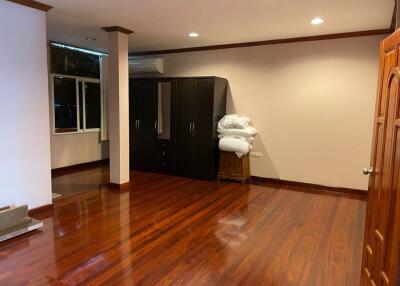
left=103, top=27, right=132, bottom=186
left=0, top=1, right=52, bottom=209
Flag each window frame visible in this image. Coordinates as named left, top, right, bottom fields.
left=51, top=73, right=102, bottom=135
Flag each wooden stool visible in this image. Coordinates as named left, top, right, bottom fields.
left=218, top=151, right=250, bottom=183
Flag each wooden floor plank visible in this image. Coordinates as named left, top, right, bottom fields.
left=0, top=167, right=366, bottom=285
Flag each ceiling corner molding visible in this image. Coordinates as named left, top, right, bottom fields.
left=102, top=26, right=134, bottom=35
left=130, top=28, right=393, bottom=56
left=7, top=0, right=52, bottom=12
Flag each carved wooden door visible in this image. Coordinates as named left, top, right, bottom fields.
left=361, top=30, right=400, bottom=286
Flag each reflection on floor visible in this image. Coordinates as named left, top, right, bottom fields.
left=51, top=165, right=109, bottom=197
left=0, top=167, right=366, bottom=285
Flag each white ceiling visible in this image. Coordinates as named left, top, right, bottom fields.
left=42, top=0, right=395, bottom=53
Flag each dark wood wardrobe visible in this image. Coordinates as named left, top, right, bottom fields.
left=129, top=77, right=227, bottom=180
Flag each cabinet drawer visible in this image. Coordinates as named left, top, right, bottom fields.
left=157, top=140, right=172, bottom=171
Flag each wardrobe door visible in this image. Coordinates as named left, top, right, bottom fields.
left=129, top=79, right=144, bottom=169
left=156, top=80, right=174, bottom=172
left=139, top=79, right=157, bottom=171
left=175, top=79, right=195, bottom=176
left=191, top=78, right=215, bottom=179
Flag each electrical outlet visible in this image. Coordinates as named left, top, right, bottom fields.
left=250, top=151, right=263, bottom=157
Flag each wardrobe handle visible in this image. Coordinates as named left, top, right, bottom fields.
left=135, top=120, right=138, bottom=131
left=154, top=120, right=158, bottom=133
left=189, top=122, right=192, bottom=135
left=138, top=120, right=141, bottom=132
left=192, top=122, right=195, bottom=136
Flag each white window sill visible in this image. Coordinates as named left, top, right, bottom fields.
left=52, top=129, right=100, bottom=136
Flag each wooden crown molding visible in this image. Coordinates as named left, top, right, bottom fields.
left=102, top=26, right=134, bottom=35
left=7, top=0, right=52, bottom=12
left=131, top=28, right=393, bottom=56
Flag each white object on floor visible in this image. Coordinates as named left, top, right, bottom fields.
left=0, top=219, right=43, bottom=242
left=52, top=193, right=62, bottom=199
left=218, top=114, right=250, bottom=130
left=219, top=137, right=251, bottom=158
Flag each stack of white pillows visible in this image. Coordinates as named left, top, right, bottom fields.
left=218, top=114, right=257, bottom=158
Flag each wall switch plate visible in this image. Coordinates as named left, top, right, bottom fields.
left=250, top=151, right=263, bottom=157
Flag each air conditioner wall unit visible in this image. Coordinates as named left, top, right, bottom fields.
left=129, top=58, right=164, bottom=74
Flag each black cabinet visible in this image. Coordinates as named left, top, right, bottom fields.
left=175, top=78, right=217, bottom=179
left=129, top=77, right=227, bottom=180
left=175, top=79, right=195, bottom=176
left=129, top=79, right=157, bottom=171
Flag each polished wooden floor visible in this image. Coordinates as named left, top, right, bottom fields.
left=0, top=167, right=366, bottom=286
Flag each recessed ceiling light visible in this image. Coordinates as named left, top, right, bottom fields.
left=85, top=36, right=96, bottom=41
left=188, top=32, right=199, bottom=38
left=311, top=18, right=324, bottom=25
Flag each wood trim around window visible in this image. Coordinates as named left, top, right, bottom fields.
left=131, top=28, right=393, bottom=56
left=6, top=0, right=53, bottom=12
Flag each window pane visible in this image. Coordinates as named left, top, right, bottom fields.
left=51, top=46, right=67, bottom=75
left=54, top=77, right=77, bottom=133
left=75, top=52, right=100, bottom=78
left=85, top=82, right=101, bottom=129
left=65, top=49, right=78, bottom=76
left=50, top=46, right=100, bottom=78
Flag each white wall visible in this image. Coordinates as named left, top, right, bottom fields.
left=0, top=1, right=52, bottom=208
left=149, top=35, right=383, bottom=190
left=50, top=133, right=109, bottom=169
